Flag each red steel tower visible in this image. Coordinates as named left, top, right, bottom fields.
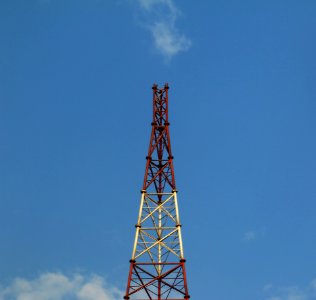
left=124, top=84, right=190, bottom=300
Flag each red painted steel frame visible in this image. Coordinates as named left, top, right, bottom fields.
left=124, top=84, right=190, bottom=300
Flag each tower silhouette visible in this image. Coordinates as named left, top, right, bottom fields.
left=124, top=83, right=190, bottom=300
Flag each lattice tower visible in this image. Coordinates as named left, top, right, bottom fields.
left=124, top=83, right=190, bottom=300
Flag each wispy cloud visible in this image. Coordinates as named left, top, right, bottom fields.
left=264, top=284, right=274, bottom=292
left=311, top=279, right=316, bottom=290
left=0, top=272, right=123, bottom=300
left=135, top=0, right=191, bottom=60
left=263, top=279, right=316, bottom=300
left=243, top=230, right=257, bottom=241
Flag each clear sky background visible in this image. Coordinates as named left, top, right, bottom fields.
left=1, top=1, right=316, bottom=299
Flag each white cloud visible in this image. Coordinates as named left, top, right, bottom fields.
left=138, top=0, right=173, bottom=11
left=263, top=279, right=316, bottom=300
left=243, top=230, right=257, bottom=241
left=151, top=22, right=191, bottom=59
left=0, top=272, right=123, bottom=300
left=135, top=0, right=191, bottom=60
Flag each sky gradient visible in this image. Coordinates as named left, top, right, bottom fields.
left=1, top=1, right=316, bottom=299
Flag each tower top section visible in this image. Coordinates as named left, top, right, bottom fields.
left=151, top=83, right=169, bottom=125
left=142, top=83, right=176, bottom=193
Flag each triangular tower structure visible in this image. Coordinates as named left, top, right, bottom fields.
left=124, top=84, right=190, bottom=300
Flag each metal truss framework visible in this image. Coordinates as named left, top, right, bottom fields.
left=124, top=84, right=190, bottom=300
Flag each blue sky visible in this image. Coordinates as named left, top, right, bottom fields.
left=1, top=0, right=316, bottom=299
